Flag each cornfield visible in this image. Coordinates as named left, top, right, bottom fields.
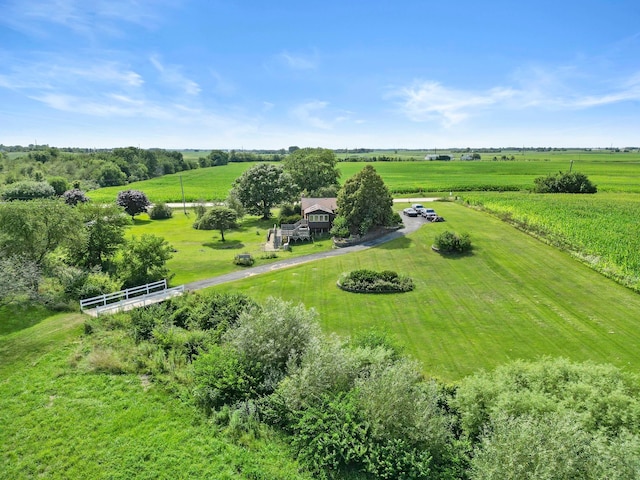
left=461, top=192, right=640, bottom=291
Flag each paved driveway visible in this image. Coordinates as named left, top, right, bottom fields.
left=184, top=213, right=428, bottom=292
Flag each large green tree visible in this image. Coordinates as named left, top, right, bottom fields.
left=193, top=207, right=238, bottom=242
left=0, top=199, right=83, bottom=265
left=232, top=163, right=294, bottom=219
left=283, top=147, right=340, bottom=196
left=335, top=165, right=394, bottom=235
left=70, top=203, right=131, bottom=270
left=114, top=234, right=173, bottom=288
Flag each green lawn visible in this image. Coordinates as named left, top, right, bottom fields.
left=0, top=311, right=311, bottom=479
left=209, top=201, right=640, bottom=381
left=127, top=210, right=335, bottom=285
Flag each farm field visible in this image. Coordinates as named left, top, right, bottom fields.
left=209, top=201, right=640, bottom=381
left=0, top=313, right=310, bottom=479
left=460, top=191, right=640, bottom=292
left=87, top=150, right=640, bottom=204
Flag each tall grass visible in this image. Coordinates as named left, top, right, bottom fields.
left=0, top=311, right=311, bottom=479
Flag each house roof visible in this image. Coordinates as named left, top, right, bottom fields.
left=304, top=204, right=334, bottom=215
left=300, top=197, right=337, bottom=213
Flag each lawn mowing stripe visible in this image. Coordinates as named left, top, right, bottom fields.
left=210, top=202, right=640, bottom=381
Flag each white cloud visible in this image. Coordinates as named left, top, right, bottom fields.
left=290, top=101, right=332, bottom=129
left=278, top=51, right=318, bottom=70
left=392, top=81, right=517, bottom=126
left=69, top=64, right=144, bottom=88
left=1, top=0, right=171, bottom=37
left=208, top=70, right=235, bottom=95
left=150, top=55, right=200, bottom=95
left=30, top=92, right=172, bottom=119
left=391, top=68, right=640, bottom=127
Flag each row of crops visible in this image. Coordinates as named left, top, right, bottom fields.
left=459, top=192, right=640, bottom=292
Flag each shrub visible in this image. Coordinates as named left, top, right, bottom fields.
left=224, top=297, right=320, bottom=395
left=63, top=188, right=89, bottom=206
left=278, top=203, right=301, bottom=225
left=290, top=392, right=370, bottom=476
left=279, top=214, right=302, bottom=225
left=192, top=345, right=259, bottom=414
left=233, top=253, right=254, bottom=266
left=47, top=176, right=69, bottom=196
left=169, top=291, right=256, bottom=333
left=192, top=200, right=207, bottom=219
left=149, top=203, right=173, bottom=220
left=77, top=272, right=120, bottom=299
left=338, top=269, right=414, bottom=293
left=330, top=215, right=350, bottom=238
left=1, top=180, right=56, bottom=200
left=434, top=231, right=472, bottom=254
left=129, top=303, right=172, bottom=343
left=533, top=171, right=597, bottom=193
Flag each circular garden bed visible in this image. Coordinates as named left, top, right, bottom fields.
left=337, top=269, right=414, bottom=293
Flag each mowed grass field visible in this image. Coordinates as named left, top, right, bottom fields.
left=127, top=211, right=334, bottom=285
left=86, top=149, right=640, bottom=203
left=209, top=201, right=640, bottom=381
left=461, top=191, right=640, bottom=291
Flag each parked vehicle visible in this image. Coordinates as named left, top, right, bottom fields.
left=411, top=204, right=426, bottom=214
left=421, top=208, right=438, bottom=220
left=403, top=207, right=419, bottom=217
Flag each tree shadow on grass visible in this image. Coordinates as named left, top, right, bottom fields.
left=375, top=236, right=413, bottom=250
left=0, top=303, right=52, bottom=336
left=203, top=240, right=245, bottom=250
left=132, top=218, right=152, bottom=226
left=431, top=246, right=475, bottom=259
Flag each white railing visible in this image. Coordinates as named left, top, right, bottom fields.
left=80, top=279, right=171, bottom=312
left=92, top=285, right=185, bottom=316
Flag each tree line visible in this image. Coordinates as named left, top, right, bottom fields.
left=0, top=146, right=282, bottom=194
left=0, top=190, right=173, bottom=309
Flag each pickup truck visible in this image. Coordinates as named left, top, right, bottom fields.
left=411, top=204, right=426, bottom=214
left=421, top=208, right=438, bottom=220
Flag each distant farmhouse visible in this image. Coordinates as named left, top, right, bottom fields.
left=425, top=154, right=453, bottom=161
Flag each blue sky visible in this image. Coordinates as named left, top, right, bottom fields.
left=1, top=0, right=639, bottom=149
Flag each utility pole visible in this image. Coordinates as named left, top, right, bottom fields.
left=180, top=175, right=187, bottom=215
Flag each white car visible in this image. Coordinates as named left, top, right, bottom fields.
left=411, top=204, right=426, bottom=214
